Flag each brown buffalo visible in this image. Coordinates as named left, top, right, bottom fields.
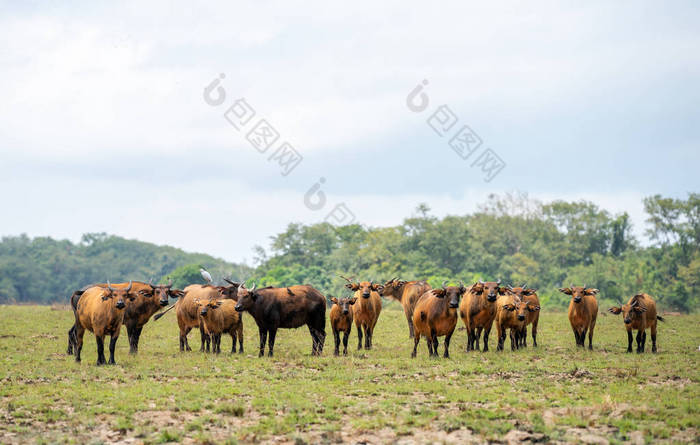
left=494, top=293, right=530, bottom=351
left=459, top=280, right=507, bottom=352
left=329, top=296, right=356, bottom=356
left=176, top=284, right=220, bottom=352
left=507, top=285, right=541, bottom=348
left=608, top=293, right=664, bottom=353
left=559, top=285, right=599, bottom=349
left=411, top=281, right=466, bottom=358
left=73, top=281, right=136, bottom=365
left=235, top=283, right=327, bottom=357
left=197, top=297, right=244, bottom=354
left=342, top=277, right=382, bottom=350
left=380, top=278, right=431, bottom=338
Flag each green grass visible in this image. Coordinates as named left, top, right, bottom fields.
left=0, top=303, right=698, bottom=443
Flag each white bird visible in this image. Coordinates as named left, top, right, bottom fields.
left=200, top=267, right=212, bottom=284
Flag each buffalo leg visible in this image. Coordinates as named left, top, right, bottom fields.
left=444, top=330, right=454, bottom=358
left=357, top=325, right=363, bottom=350
left=425, top=335, right=433, bottom=356
left=67, top=325, right=76, bottom=355
left=496, top=325, right=505, bottom=351
left=108, top=335, right=118, bottom=365
left=231, top=331, right=237, bottom=354
left=510, top=330, right=516, bottom=351
left=96, top=335, right=106, bottom=366
left=651, top=325, right=657, bottom=353
left=317, top=325, right=326, bottom=355
left=581, top=329, right=588, bottom=348
left=636, top=330, right=641, bottom=353
left=267, top=328, right=277, bottom=357
left=404, top=306, right=415, bottom=338
left=309, top=325, right=321, bottom=356
left=636, top=330, right=642, bottom=353
left=200, top=325, right=210, bottom=353
left=475, top=327, right=483, bottom=351
left=521, top=327, right=528, bottom=348
left=182, top=327, right=192, bottom=352
left=134, top=327, right=143, bottom=354
left=126, top=325, right=136, bottom=354
left=483, top=327, right=491, bottom=352
left=411, top=333, right=420, bottom=358
left=238, top=326, right=244, bottom=354
left=466, top=329, right=473, bottom=352
left=258, top=327, right=267, bottom=357
left=75, top=325, right=85, bottom=363
left=531, top=320, right=538, bottom=347
left=573, top=329, right=580, bottom=346
left=588, top=319, right=596, bottom=350
left=430, top=328, right=438, bottom=357
left=641, top=331, right=647, bottom=352
left=626, top=330, right=633, bottom=352
left=333, top=330, right=340, bottom=356
left=342, top=331, right=349, bottom=356
left=364, top=325, right=371, bottom=350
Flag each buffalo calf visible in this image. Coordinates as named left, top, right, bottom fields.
left=329, top=296, right=356, bottom=356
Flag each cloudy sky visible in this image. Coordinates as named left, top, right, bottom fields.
left=1, top=1, right=698, bottom=264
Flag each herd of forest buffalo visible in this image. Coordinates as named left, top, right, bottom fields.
left=65, top=276, right=664, bottom=366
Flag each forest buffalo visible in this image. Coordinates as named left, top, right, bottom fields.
left=235, top=283, right=327, bottom=357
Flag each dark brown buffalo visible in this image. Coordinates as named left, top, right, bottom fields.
left=559, top=285, right=599, bottom=349
left=380, top=278, right=431, bottom=338
left=235, top=283, right=327, bottom=357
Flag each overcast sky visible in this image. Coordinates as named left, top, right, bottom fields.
left=1, top=1, right=698, bottom=264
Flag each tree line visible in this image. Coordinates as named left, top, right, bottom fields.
left=251, top=193, right=699, bottom=312
left=1, top=193, right=697, bottom=312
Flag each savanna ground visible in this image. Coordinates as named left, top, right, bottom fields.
left=0, top=303, right=698, bottom=444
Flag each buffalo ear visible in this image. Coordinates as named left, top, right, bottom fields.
left=498, top=287, right=507, bottom=295
left=171, top=290, right=185, bottom=298
left=348, top=297, right=357, bottom=305
left=634, top=305, right=647, bottom=313
left=586, top=288, right=599, bottom=295
left=433, top=289, right=445, bottom=298
left=250, top=292, right=258, bottom=301
left=137, top=289, right=152, bottom=298
left=608, top=307, right=622, bottom=315
left=558, top=287, right=572, bottom=295
left=472, top=284, right=483, bottom=295
left=216, top=301, right=223, bottom=307
left=330, top=297, right=338, bottom=305
left=503, top=304, right=515, bottom=311
left=528, top=304, right=540, bottom=312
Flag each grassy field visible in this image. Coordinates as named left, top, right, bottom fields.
left=0, top=303, right=698, bottom=444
